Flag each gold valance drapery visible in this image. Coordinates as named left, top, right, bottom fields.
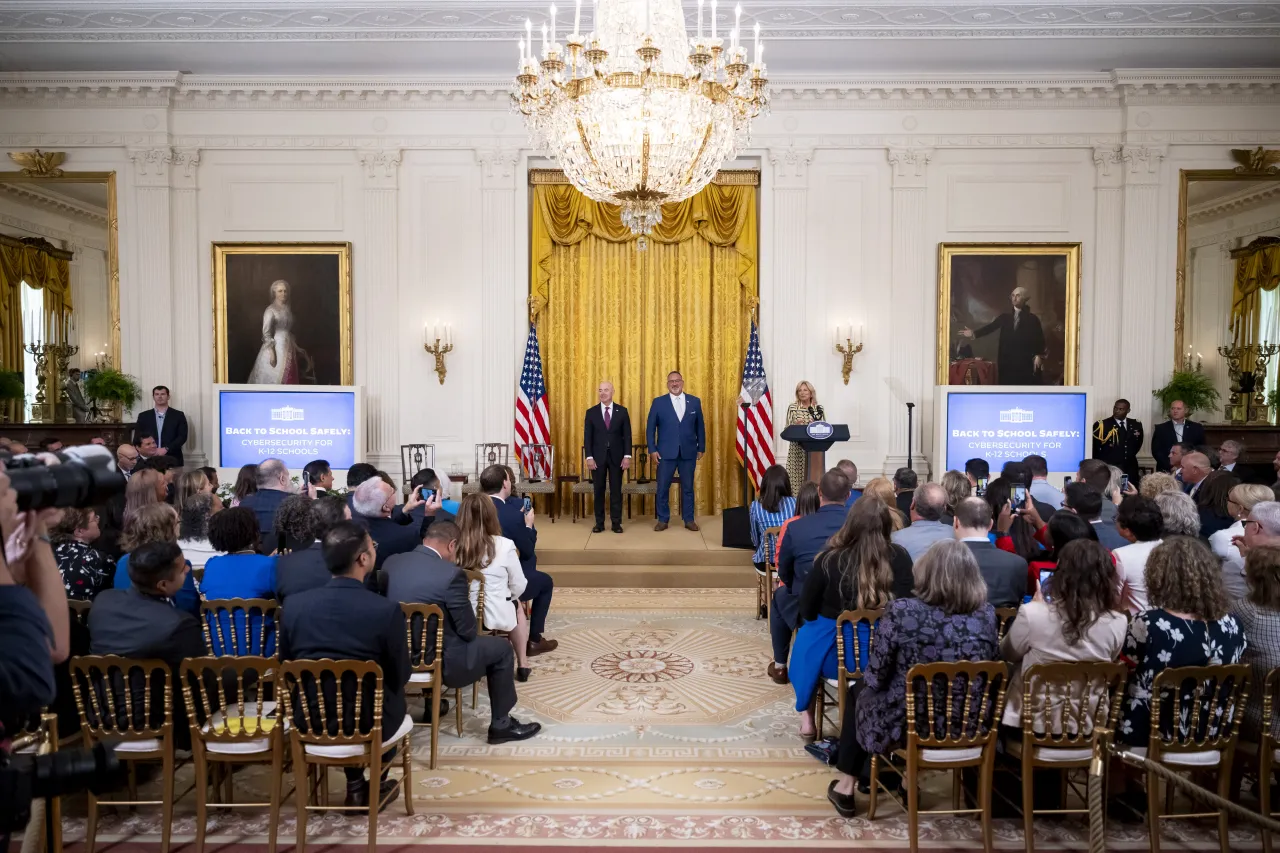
left=1229, top=236, right=1280, bottom=345
left=0, top=234, right=74, bottom=388
left=530, top=177, right=759, bottom=517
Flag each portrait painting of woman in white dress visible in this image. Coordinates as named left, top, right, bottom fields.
left=213, top=243, right=353, bottom=386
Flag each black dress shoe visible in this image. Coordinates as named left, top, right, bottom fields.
left=516, top=667, right=531, bottom=682
left=419, top=695, right=450, bottom=724
left=827, top=780, right=858, bottom=818
left=344, top=778, right=398, bottom=814
left=592, top=524, right=604, bottom=533
left=488, top=716, right=542, bottom=744
left=612, top=524, right=623, bottom=533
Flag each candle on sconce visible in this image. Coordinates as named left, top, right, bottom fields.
left=573, top=0, right=581, bottom=36
left=754, top=21, right=761, bottom=64
left=733, top=4, right=741, bottom=48
left=526, top=18, right=533, bottom=55
left=696, top=0, right=703, bottom=40
left=446, top=324, right=453, bottom=346
left=710, top=0, right=717, bottom=40
left=542, top=22, right=548, bottom=54
left=550, top=4, right=557, bottom=43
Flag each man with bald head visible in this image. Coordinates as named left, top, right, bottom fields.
left=1179, top=451, right=1213, bottom=500
left=891, top=482, right=955, bottom=561
left=116, top=443, right=139, bottom=480
left=958, top=284, right=1047, bottom=385
left=584, top=380, right=632, bottom=533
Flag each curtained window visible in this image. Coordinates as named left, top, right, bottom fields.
left=1263, top=285, right=1280, bottom=401
left=19, top=280, right=42, bottom=421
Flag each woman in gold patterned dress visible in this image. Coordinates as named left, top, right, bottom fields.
left=785, top=382, right=825, bottom=487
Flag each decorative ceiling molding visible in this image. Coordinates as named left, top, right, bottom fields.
left=1189, top=214, right=1280, bottom=250
left=0, top=181, right=108, bottom=224
left=2, top=3, right=1278, bottom=40
left=1188, top=181, right=1280, bottom=223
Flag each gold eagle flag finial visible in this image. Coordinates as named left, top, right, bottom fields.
left=1230, top=147, right=1280, bottom=175
left=8, top=149, right=66, bottom=178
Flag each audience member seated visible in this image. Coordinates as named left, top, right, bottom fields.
left=275, top=495, right=349, bottom=603
left=1113, top=496, right=1164, bottom=613
left=409, top=467, right=460, bottom=521
left=123, top=468, right=166, bottom=527
left=836, top=459, right=863, bottom=507
left=137, top=454, right=180, bottom=492
left=954, top=497, right=1027, bottom=607
left=939, top=470, right=971, bottom=526
left=342, top=462, right=379, bottom=514
left=1076, top=459, right=1118, bottom=522
left=1154, top=489, right=1202, bottom=538
left=892, top=467, right=918, bottom=525
left=1119, top=536, right=1247, bottom=748
left=1139, top=472, right=1180, bottom=500
left=1002, top=461, right=1057, bottom=522
left=1213, top=484, right=1277, bottom=601
left=50, top=507, right=111, bottom=601
left=136, top=435, right=159, bottom=459
left=88, top=540, right=206, bottom=750
left=1196, top=469, right=1242, bottom=540
left=1233, top=545, right=1280, bottom=741
left=351, top=477, right=428, bottom=573
left=200, top=507, right=277, bottom=601
left=115, top=443, right=139, bottom=480
left=177, top=492, right=223, bottom=570
left=1026, top=453, right=1065, bottom=509
left=1061, top=483, right=1127, bottom=551
left=382, top=520, right=542, bottom=743
left=1001, top=539, right=1126, bottom=728
left=792, top=498, right=911, bottom=740
left=1019, top=511, right=1099, bottom=597
left=964, top=457, right=990, bottom=490
left=200, top=467, right=219, bottom=491
left=890, top=481, right=952, bottom=561
left=455, top=493, right=532, bottom=680
left=272, top=492, right=313, bottom=553
left=93, top=493, right=127, bottom=563
left=988, top=477, right=1043, bottom=564
left=172, top=468, right=212, bottom=516
left=1179, top=451, right=1214, bottom=500
left=750, top=465, right=796, bottom=576
left=860, top=478, right=905, bottom=531
left=230, top=463, right=258, bottom=507
left=480, top=464, right=558, bottom=657
left=302, top=458, right=334, bottom=496
left=776, top=481, right=821, bottom=557
left=238, top=458, right=293, bottom=545
left=770, top=469, right=850, bottom=684
left=829, top=539, right=999, bottom=816
left=279, top=522, right=410, bottom=810
left=113, top=503, right=199, bottom=614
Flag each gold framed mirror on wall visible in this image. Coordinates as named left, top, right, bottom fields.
left=0, top=150, right=120, bottom=426
left=1176, top=148, right=1280, bottom=427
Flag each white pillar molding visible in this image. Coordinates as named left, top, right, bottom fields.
left=1090, top=145, right=1125, bottom=405
left=884, top=147, right=932, bottom=476
left=765, top=145, right=813, bottom=451
left=125, top=147, right=175, bottom=417
left=356, top=148, right=402, bottom=471
left=169, top=147, right=204, bottom=464
left=1118, top=144, right=1168, bottom=435
left=477, top=147, right=521, bottom=443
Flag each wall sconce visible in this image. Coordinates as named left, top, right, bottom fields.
left=423, top=321, right=454, bottom=384
left=834, top=322, right=863, bottom=385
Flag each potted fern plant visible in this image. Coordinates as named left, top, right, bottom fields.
left=1152, top=366, right=1221, bottom=419
left=0, top=370, right=23, bottom=424
left=82, top=367, right=142, bottom=422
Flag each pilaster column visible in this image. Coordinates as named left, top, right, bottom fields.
left=884, top=148, right=932, bottom=475
left=357, top=149, right=402, bottom=471
left=126, top=147, right=175, bottom=417
left=169, top=148, right=204, bottom=464
left=477, top=148, right=521, bottom=442
left=1090, top=146, right=1124, bottom=403
left=766, top=146, right=813, bottom=447
left=1119, top=145, right=1167, bottom=430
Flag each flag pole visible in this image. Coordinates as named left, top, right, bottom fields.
left=740, top=400, right=752, bottom=507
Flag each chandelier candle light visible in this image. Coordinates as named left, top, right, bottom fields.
left=514, top=0, right=770, bottom=248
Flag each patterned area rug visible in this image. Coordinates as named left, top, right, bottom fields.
left=50, top=588, right=1255, bottom=849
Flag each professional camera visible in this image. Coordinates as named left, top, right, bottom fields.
left=0, top=444, right=127, bottom=511
left=0, top=741, right=121, bottom=834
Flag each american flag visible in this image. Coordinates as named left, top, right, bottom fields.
left=515, top=324, right=551, bottom=478
left=736, top=322, right=775, bottom=491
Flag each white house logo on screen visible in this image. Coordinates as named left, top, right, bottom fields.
left=806, top=421, right=834, bottom=440
left=999, top=407, right=1034, bottom=424
left=270, top=405, right=305, bottom=422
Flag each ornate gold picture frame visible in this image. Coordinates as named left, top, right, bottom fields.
left=936, top=243, right=1081, bottom=386
left=212, top=242, right=353, bottom=385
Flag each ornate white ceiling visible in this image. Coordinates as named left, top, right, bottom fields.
left=1, top=1, right=1278, bottom=74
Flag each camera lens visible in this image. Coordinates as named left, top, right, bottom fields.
left=4, top=446, right=127, bottom=511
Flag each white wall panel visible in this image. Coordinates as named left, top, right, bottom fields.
left=223, top=178, right=344, bottom=232
left=946, top=175, right=1071, bottom=233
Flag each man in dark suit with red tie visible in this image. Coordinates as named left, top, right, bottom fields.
left=584, top=381, right=632, bottom=534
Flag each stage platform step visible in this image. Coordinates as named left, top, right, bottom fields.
left=540, top=548, right=750, bottom=567
left=549, top=565, right=756, bottom=588
left=538, top=513, right=754, bottom=569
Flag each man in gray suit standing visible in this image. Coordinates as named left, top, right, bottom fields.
left=380, top=520, right=540, bottom=745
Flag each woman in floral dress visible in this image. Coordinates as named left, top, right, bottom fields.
left=785, top=381, right=825, bottom=487
left=1120, top=536, right=1247, bottom=747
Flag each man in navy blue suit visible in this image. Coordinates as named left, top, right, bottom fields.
left=646, top=371, right=706, bottom=531
left=768, top=468, right=850, bottom=684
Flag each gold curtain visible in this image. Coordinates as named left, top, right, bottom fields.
left=0, top=236, right=74, bottom=420
left=1230, top=238, right=1280, bottom=345
left=531, top=179, right=758, bottom=517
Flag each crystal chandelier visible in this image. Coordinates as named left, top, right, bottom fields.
left=514, top=0, right=769, bottom=247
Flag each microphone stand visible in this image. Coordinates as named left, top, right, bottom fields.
left=905, top=402, right=915, bottom=470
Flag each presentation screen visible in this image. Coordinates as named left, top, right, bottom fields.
left=941, top=390, right=1089, bottom=473
left=216, top=387, right=360, bottom=469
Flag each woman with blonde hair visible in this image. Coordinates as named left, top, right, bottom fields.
left=111, top=502, right=200, bottom=614
left=172, top=468, right=213, bottom=516
left=122, top=468, right=166, bottom=527
left=861, top=477, right=906, bottom=531
left=1138, top=471, right=1179, bottom=500
left=1211, top=482, right=1275, bottom=600
left=784, top=381, right=825, bottom=489
left=939, top=470, right=971, bottom=521
left=454, top=492, right=532, bottom=681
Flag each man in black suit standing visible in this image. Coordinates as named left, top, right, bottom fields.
left=279, top=522, right=410, bottom=810
left=958, top=286, right=1046, bottom=385
left=952, top=498, right=1028, bottom=607
left=1151, top=400, right=1207, bottom=473
left=382, top=520, right=541, bottom=743
left=1093, top=398, right=1144, bottom=482
left=131, top=385, right=189, bottom=466
left=584, top=380, right=632, bottom=534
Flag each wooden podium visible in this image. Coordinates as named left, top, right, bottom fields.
left=780, top=423, right=851, bottom=484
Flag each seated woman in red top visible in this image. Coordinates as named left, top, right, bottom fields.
left=987, top=477, right=1042, bottom=563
